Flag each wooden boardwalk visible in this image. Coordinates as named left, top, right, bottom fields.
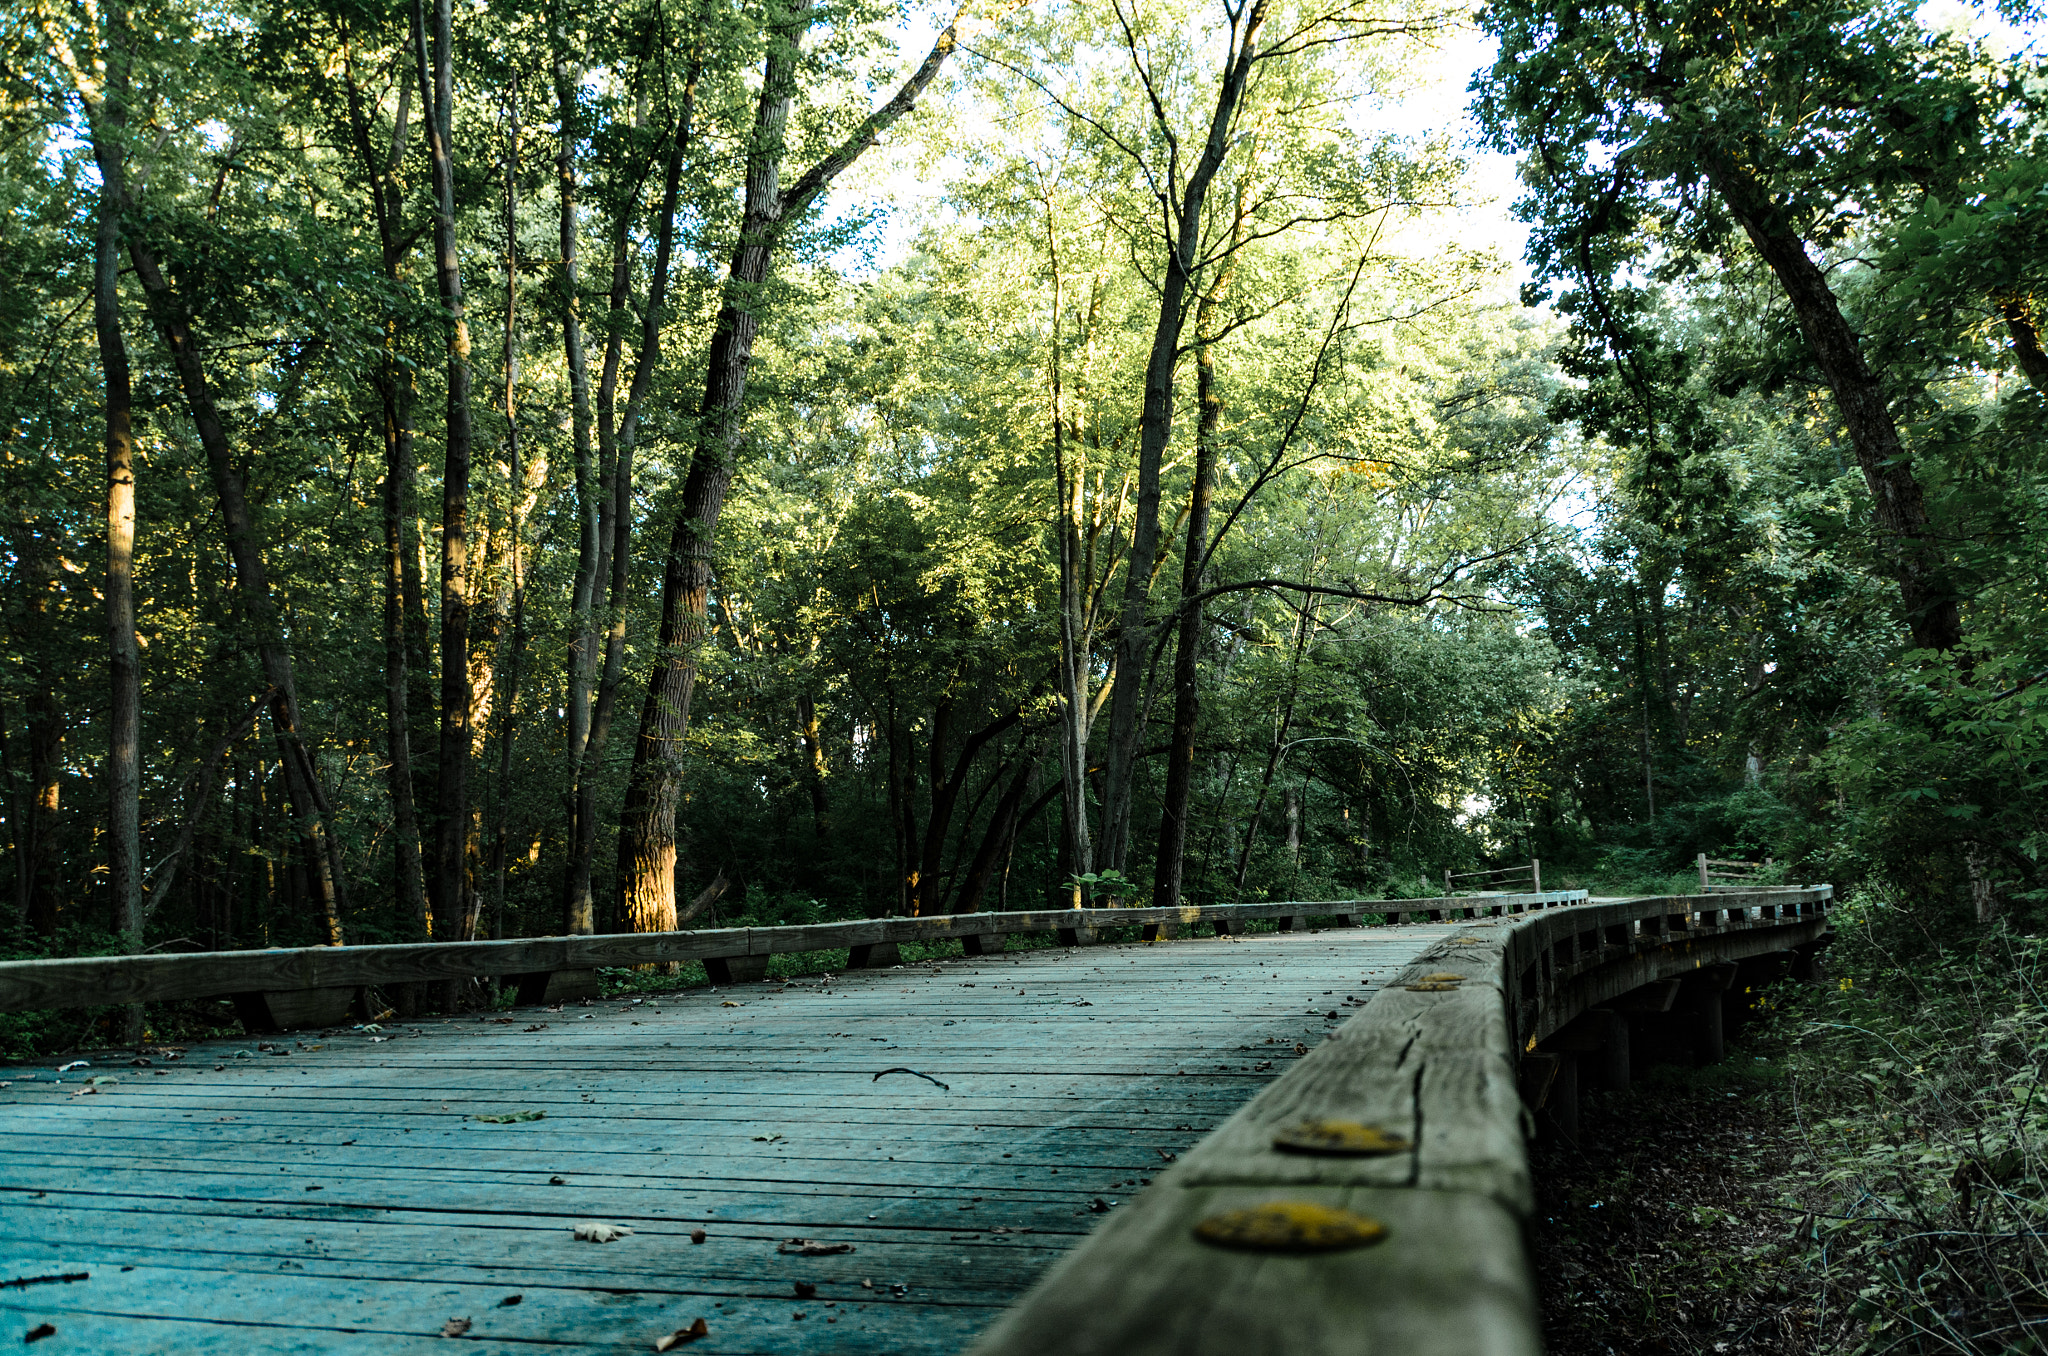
left=0, top=923, right=1458, bottom=1353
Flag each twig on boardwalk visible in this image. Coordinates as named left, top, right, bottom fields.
left=1, top=1273, right=89, bottom=1290
left=873, top=1067, right=950, bottom=1091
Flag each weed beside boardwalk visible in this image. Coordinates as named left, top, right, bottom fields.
left=1536, top=895, right=2048, bottom=1355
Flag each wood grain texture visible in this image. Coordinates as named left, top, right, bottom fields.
left=0, top=924, right=1458, bottom=1353
left=965, top=1183, right=1540, bottom=1356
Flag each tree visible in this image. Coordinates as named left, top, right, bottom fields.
left=614, top=0, right=983, bottom=933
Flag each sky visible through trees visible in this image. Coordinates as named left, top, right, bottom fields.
left=1, top=0, right=2044, bottom=969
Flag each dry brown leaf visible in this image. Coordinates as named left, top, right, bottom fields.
left=653, top=1317, right=710, bottom=1350
left=439, top=1316, right=472, bottom=1337
left=572, top=1221, right=633, bottom=1243
left=24, top=1323, right=55, bottom=1343
left=777, top=1238, right=854, bottom=1255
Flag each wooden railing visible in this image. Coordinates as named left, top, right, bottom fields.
left=970, top=886, right=1833, bottom=1356
left=1446, top=857, right=1540, bottom=895
left=0, top=890, right=1590, bottom=1031
left=1698, top=852, right=1775, bottom=892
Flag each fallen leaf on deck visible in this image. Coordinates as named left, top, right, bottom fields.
left=523, top=1024, right=547, bottom=1032
left=720, top=1001, right=740, bottom=1008
left=548, top=1176, right=566, bottom=1186
left=472, top=1110, right=545, bottom=1124
left=752, top=1133, right=783, bottom=1142
left=72, top=1086, right=97, bottom=1097
left=367, top=1036, right=390, bottom=1043
left=56, top=1061, right=88, bottom=1073
left=440, top=1316, right=472, bottom=1337
left=653, top=1317, right=710, bottom=1350
left=573, top=1221, right=633, bottom=1242
left=497, top=1295, right=522, bottom=1307
left=24, top=1323, right=55, bottom=1343
left=793, top=1281, right=816, bottom=1298
left=689, top=1228, right=706, bottom=1244
left=778, top=1238, right=854, bottom=1256
left=1154, top=1149, right=1177, bottom=1162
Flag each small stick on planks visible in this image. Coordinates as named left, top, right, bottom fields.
left=2, top=1273, right=88, bottom=1290
left=873, top=1067, right=950, bottom=1091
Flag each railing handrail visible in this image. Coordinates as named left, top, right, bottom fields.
left=968, top=885, right=1832, bottom=1356
left=0, top=890, right=1591, bottom=1015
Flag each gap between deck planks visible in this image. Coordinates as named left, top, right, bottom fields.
left=0, top=925, right=1457, bottom=1354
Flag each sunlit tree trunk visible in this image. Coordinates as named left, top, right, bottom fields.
left=416, top=0, right=477, bottom=931
left=87, top=8, right=141, bottom=953
left=615, top=0, right=973, bottom=929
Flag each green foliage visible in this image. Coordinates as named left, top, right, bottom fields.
left=1775, top=898, right=2048, bottom=1352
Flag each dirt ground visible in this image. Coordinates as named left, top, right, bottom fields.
left=1529, top=1038, right=1825, bottom=1355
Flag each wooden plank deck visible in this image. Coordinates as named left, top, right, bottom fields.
left=0, top=923, right=1458, bottom=1353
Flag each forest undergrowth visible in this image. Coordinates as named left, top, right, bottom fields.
left=1536, top=896, right=2048, bottom=1356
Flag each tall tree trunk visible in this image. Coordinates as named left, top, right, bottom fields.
left=1151, top=189, right=1246, bottom=909
left=416, top=0, right=477, bottom=932
left=1047, top=229, right=1093, bottom=903
left=71, top=68, right=346, bottom=944
left=88, top=16, right=141, bottom=952
left=559, top=32, right=694, bottom=929
left=1152, top=293, right=1223, bottom=909
left=1700, top=149, right=1962, bottom=652
left=483, top=74, right=525, bottom=943
left=1098, top=0, right=1270, bottom=873
left=553, top=16, right=601, bottom=933
left=341, top=39, right=430, bottom=935
left=614, top=0, right=975, bottom=930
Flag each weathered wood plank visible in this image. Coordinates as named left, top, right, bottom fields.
left=965, top=1184, right=1540, bottom=1356
left=1, top=926, right=1460, bottom=1353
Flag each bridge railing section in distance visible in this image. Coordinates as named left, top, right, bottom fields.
left=968, top=886, right=1833, bottom=1356
left=0, top=890, right=1590, bottom=1032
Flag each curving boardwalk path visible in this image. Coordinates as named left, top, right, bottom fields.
left=0, top=923, right=1458, bottom=1353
